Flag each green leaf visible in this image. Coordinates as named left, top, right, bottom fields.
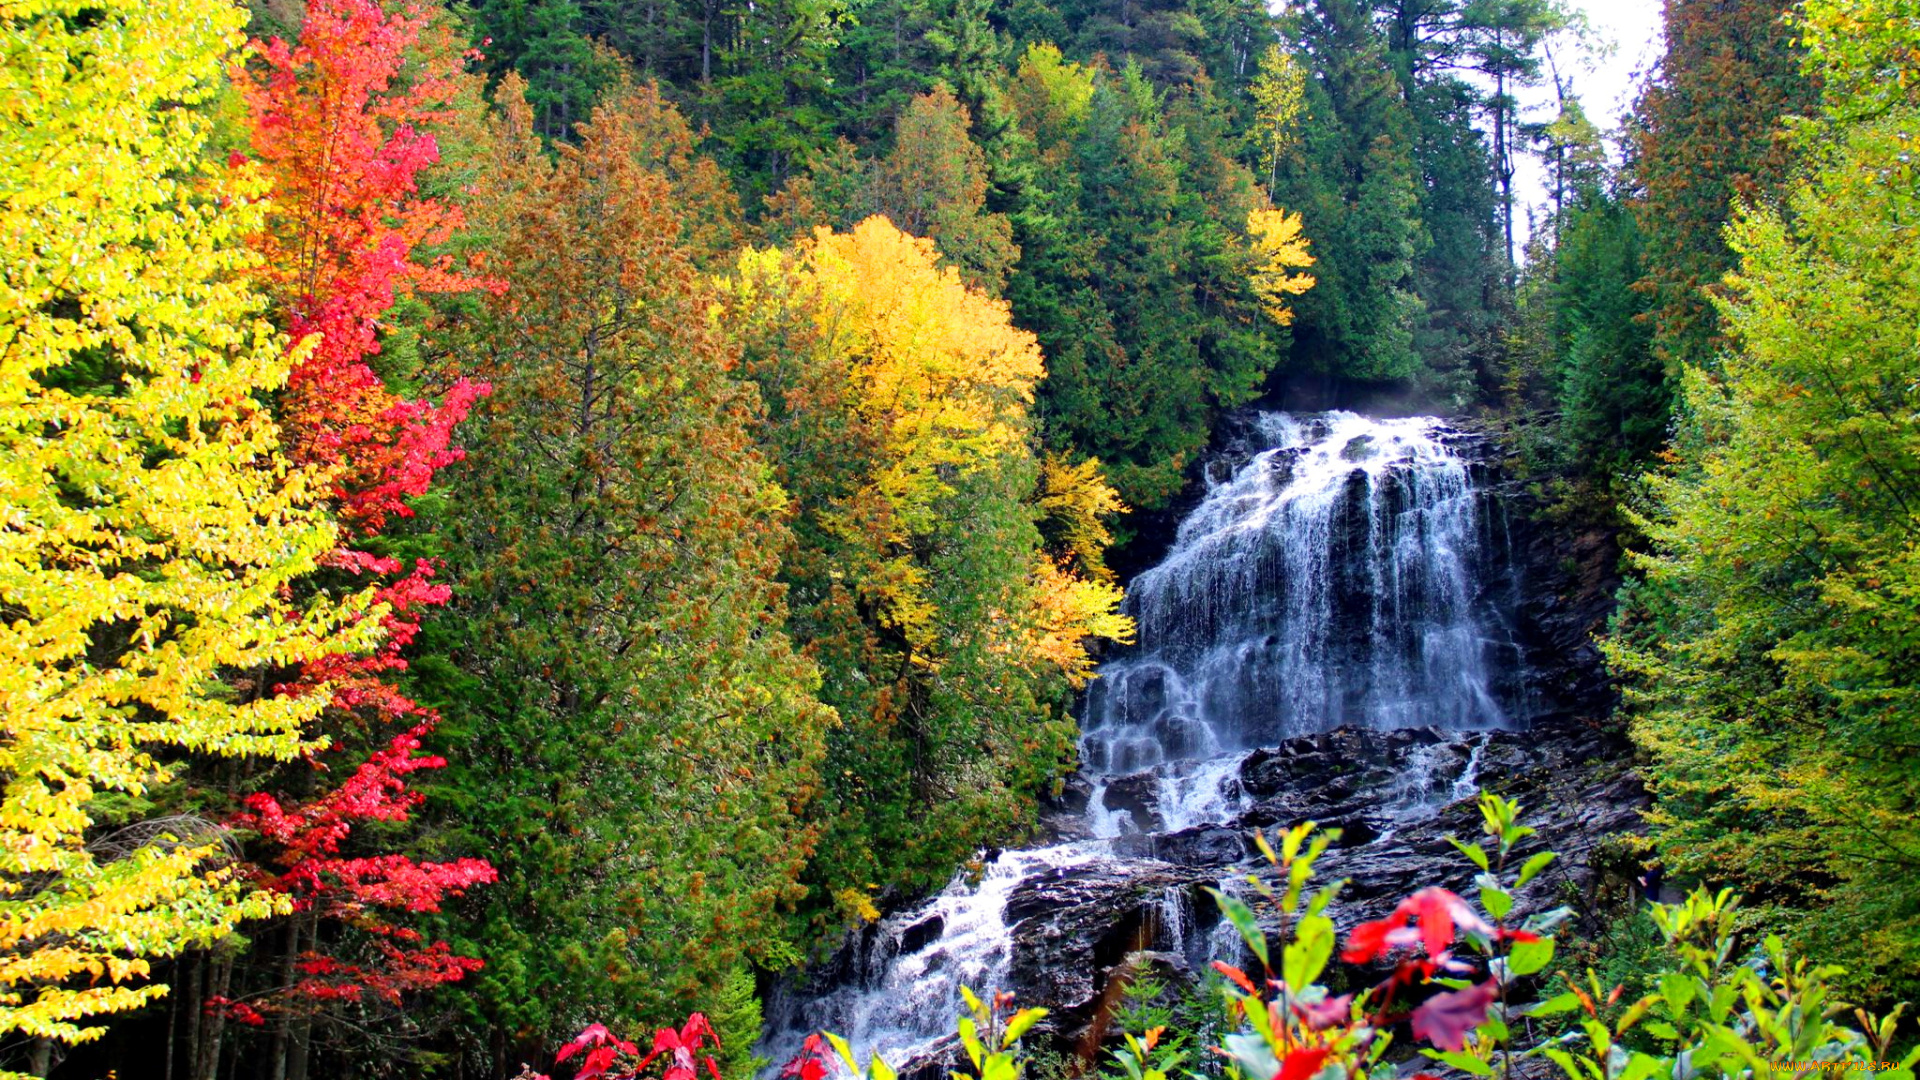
left=1660, top=973, right=1695, bottom=1016
left=1509, top=936, right=1555, bottom=976
left=1282, top=914, right=1334, bottom=990
left=1423, top=1050, right=1493, bottom=1076
left=1481, top=1015, right=1511, bottom=1043
left=827, top=1033, right=861, bottom=1074
left=1615, top=994, right=1657, bottom=1036
left=1618, top=1053, right=1665, bottom=1080
left=1207, top=888, right=1269, bottom=969
left=958, top=1016, right=985, bottom=1069
left=1528, top=992, right=1584, bottom=1017
left=1516, top=851, right=1557, bottom=888
left=1281, top=822, right=1313, bottom=864
left=1480, top=885, right=1514, bottom=921
left=1542, top=1048, right=1587, bottom=1080
left=1450, top=837, right=1491, bottom=871
left=1001, top=1007, right=1047, bottom=1048
left=1306, top=879, right=1345, bottom=918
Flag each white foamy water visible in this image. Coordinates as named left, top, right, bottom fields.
left=759, top=414, right=1516, bottom=1073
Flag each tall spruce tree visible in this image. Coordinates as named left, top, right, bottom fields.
left=414, top=80, right=831, bottom=1059
left=1277, top=0, right=1427, bottom=384
left=1632, top=0, right=1815, bottom=375
left=1003, top=52, right=1279, bottom=509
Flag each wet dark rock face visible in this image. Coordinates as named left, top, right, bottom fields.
left=762, top=413, right=1643, bottom=1079
left=1017, top=720, right=1646, bottom=1050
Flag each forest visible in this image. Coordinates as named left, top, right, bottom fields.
left=2, top=0, right=1919, bottom=1075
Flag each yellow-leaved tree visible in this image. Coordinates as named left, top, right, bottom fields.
left=1247, top=207, right=1317, bottom=327
left=0, top=0, right=383, bottom=1056
left=722, top=216, right=1131, bottom=914
left=795, top=217, right=1131, bottom=662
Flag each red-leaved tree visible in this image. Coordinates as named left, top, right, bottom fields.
left=201, top=0, right=500, bottom=1068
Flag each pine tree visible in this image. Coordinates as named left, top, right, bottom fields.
left=1632, top=0, right=1814, bottom=375
left=1278, top=0, right=1427, bottom=384
left=872, top=87, right=1020, bottom=291
left=1004, top=51, right=1281, bottom=510
left=415, top=78, right=832, bottom=1056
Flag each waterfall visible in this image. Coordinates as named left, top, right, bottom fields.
left=759, top=412, right=1520, bottom=1072
left=1081, top=412, right=1508, bottom=776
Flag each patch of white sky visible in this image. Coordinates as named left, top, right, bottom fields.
left=1270, top=0, right=1667, bottom=258
left=1509, top=0, right=1666, bottom=253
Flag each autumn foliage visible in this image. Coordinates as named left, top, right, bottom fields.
left=210, top=0, right=498, bottom=1045
left=0, top=0, right=393, bottom=1057
left=240, top=0, right=495, bottom=534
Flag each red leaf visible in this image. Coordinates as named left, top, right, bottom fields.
left=559, top=1024, right=615, bottom=1064
left=1413, top=889, right=1458, bottom=957
left=1409, top=980, right=1497, bottom=1052
left=1341, top=917, right=1396, bottom=964
left=579, top=1045, right=619, bottom=1080
left=1277, top=1046, right=1332, bottom=1080
left=1213, top=961, right=1260, bottom=995
left=781, top=1034, right=835, bottom=1080
left=1292, top=993, right=1352, bottom=1031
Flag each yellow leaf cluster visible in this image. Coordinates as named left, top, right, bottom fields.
left=0, top=0, right=384, bottom=1055
left=805, top=217, right=1045, bottom=543
left=1247, top=207, right=1317, bottom=327
left=728, top=217, right=1131, bottom=677
left=1039, top=453, right=1127, bottom=583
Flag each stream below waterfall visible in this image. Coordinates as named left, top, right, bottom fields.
left=758, top=412, right=1533, bottom=1072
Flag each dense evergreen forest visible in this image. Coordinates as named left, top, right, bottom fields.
left=5, top=0, right=1920, bottom=1074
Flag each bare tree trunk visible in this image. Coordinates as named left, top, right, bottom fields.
left=268, top=919, right=300, bottom=1080
left=195, top=954, right=233, bottom=1080
left=167, top=963, right=181, bottom=1080
left=286, top=1013, right=313, bottom=1080
left=701, top=0, right=714, bottom=83
left=183, top=953, right=205, bottom=1080
left=286, top=916, right=315, bottom=1080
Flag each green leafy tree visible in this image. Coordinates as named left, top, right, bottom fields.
left=472, top=0, right=617, bottom=140
left=1609, top=0, right=1920, bottom=1004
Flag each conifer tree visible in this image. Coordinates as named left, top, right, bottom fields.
left=416, top=79, right=831, bottom=1056
left=1632, top=0, right=1814, bottom=375
left=873, top=87, right=1020, bottom=292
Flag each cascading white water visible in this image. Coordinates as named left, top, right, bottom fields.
left=759, top=413, right=1515, bottom=1072
left=759, top=844, right=1113, bottom=1067
left=1081, top=412, right=1506, bottom=778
